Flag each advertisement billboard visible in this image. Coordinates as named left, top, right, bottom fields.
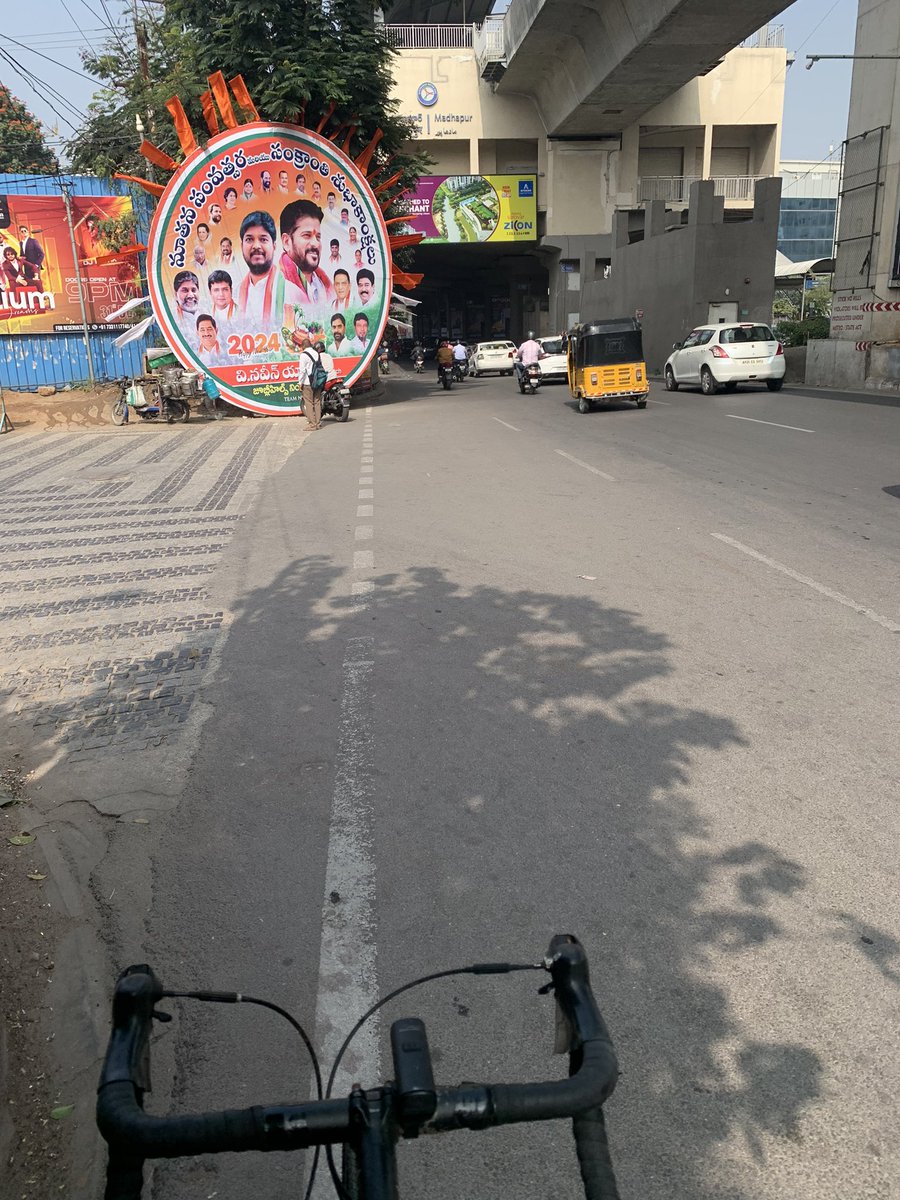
left=147, top=123, right=392, bottom=415
left=404, top=175, right=537, bottom=244
left=0, top=193, right=140, bottom=335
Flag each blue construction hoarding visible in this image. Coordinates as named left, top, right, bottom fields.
left=0, top=171, right=156, bottom=390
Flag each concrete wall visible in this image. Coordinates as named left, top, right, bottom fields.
left=543, top=178, right=782, bottom=374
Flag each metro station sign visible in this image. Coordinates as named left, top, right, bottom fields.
left=404, top=175, right=537, bottom=244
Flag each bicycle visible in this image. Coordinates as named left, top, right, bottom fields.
left=96, top=934, right=621, bottom=1199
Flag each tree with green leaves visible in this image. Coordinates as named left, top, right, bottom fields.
left=68, top=0, right=426, bottom=200
left=0, top=84, right=59, bottom=174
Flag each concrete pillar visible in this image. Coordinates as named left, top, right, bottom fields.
left=753, top=174, right=783, bottom=227
left=469, top=137, right=479, bottom=174
left=702, top=124, right=713, bottom=179
left=712, top=194, right=725, bottom=224
left=647, top=199, right=667, bottom=238
left=614, top=209, right=630, bottom=247
left=688, top=179, right=716, bottom=225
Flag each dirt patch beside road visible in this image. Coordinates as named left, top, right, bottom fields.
left=1, top=387, right=120, bottom=432
left=0, top=766, right=78, bottom=1200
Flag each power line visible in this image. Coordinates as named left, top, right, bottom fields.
left=0, top=48, right=83, bottom=133
left=3, top=33, right=101, bottom=81
left=729, top=0, right=845, bottom=129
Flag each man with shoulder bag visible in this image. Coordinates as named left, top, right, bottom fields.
left=298, top=336, right=328, bottom=431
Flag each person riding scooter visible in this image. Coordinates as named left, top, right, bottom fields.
left=412, top=341, right=425, bottom=373
left=514, top=330, right=546, bottom=387
left=436, top=339, right=453, bottom=382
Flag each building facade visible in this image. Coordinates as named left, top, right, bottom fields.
left=778, top=159, right=840, bottom=262
left=388, top=21, right=786, bottom=342
left=806, top=0, right=900, bottom=391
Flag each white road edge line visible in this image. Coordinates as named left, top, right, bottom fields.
left=554, top=449, right=616, bottom=482
left=491, top=416, right=521, bottom=432
left=727, top=414, right=814, bottom=434
left=647, top=398, right=671, bottom=405
left=711, top=533, right=900, bottom=633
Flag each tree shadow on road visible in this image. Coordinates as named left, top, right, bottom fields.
left=0, top=548, right=829, bottom=1200
left=140, top=554, right=825, bottom=1200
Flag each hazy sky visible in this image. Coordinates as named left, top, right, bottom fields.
left=4, top=0, right=858, bottom=168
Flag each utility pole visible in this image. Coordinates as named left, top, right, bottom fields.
left=131, top=0, right=157, bottom=179
left=61, top=183, right=97, bottom=385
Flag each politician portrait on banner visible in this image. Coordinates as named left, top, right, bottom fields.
left=148, top=123, right=392, bottom=415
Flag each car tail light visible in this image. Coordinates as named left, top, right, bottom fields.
left=508, top=350, right=514, bottom=357
left=636, top=368, right=643, bottom=381
left=711, top=345, right=730, bottom=359
left=776, top=342, right=784, bottom=356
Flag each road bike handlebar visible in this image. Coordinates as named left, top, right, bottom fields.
left=97, top=935, right=619, bottom=1199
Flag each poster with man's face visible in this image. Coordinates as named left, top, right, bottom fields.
left=148, top=123, right=392, bottom=414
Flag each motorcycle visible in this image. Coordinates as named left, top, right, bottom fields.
left=111, top=374, right=191, bottom=425
left=438, top=363, right=454, bottom=391
left=378, top=349, right=390, bottom=375
left=412, top=353, right=425, bottom=374
left=452, top=358, right=468, bottom=382
left=321, top=380, right=351, bottom=423
left=517, top=362, right=543, bottom=395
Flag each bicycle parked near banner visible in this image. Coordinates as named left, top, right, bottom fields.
left=97, top=934, right=621, bottom=1199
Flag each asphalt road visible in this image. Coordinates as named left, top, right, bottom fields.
left=141, top=370, right=899, bottom=1200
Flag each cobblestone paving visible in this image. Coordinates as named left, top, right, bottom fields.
left=1, top=421, right=304, bottom=769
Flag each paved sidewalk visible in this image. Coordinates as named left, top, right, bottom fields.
left=1, top=421, right=306, bottom=810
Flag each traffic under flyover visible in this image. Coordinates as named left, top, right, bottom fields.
left=494, top=0, right=793, bottom=137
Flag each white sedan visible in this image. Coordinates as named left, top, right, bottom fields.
left=468, top=340, right=516, bottom=377
left=664, top=323, right=785, bottom=394
left=537, top=336, right=568, bottom=383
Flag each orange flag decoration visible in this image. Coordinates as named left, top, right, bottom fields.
left=228, top=75, right=259, bottom=122
left=208, top=71, right=238, bottom=129
left=200, top=91, right=219, bottom=136
left=165, top=96, right=198, bottom=157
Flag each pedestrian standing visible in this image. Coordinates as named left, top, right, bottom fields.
left=298, top=337, right=323, bottom=430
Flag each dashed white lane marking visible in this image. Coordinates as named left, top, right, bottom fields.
left=354, top=550, right=374, bottom=569
left=357, top=505, right=374, bottom=517
left=727, top=414, right=814, bottom=433
left=355, top=525, right=373, bottom=540
left=358, top=488, right=374, bottom=499
left=352, top=581, right=375, bottom=597
left=358, top=477, right=373, bottom=486
left=312, top=639, right=379, bottom=1111
left=648, top=398, right=671, bottom=405
left=712, top=533, right=900, bottom=633
left=361, top=456, right=374, bottom=463
left=491, top=416, right=521, bottom=431
left=554, top=448, right=616, bottom=482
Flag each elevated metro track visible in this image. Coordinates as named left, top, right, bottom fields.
left=495, top=0, right=792, bottom=136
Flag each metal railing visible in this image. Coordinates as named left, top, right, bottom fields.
left=638, top=175, right=767, bottom=204
left=384, top=24, right=473, bottom=49
left=740, top=23, right=784, bottom=49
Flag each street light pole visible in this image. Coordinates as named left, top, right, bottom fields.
left=806, top=54, right=900, bottom=69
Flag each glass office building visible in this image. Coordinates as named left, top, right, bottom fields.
left=778, top=161, right=841, bottom=262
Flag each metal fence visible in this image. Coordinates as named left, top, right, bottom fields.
left=638, top=175, right=766, bottom=204
left=740, top=23, right=785, bottom=49
left=0, top=171, right=156, bottom=390
left=832, top=127, right=887, bottom=292
left=384, top=24, right=473, bottom=49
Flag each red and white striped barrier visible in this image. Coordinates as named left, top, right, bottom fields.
left=855, top=341, right=875, bottom=351
left=861, top=301, right=900, bottom=312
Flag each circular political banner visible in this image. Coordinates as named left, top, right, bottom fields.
left=147, top=123, right=392, bottom=414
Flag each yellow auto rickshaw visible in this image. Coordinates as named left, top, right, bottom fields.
left=566, top=318, right=650, bottom=413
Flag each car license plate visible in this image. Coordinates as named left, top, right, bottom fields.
left=745, top=358, right=764, bottom=365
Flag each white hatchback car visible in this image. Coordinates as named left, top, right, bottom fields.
left=536, top=336, right=568, bottom=383
left=664, top=323, right=785, bottom=394
left=468, top=340, right=516, bottom=377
